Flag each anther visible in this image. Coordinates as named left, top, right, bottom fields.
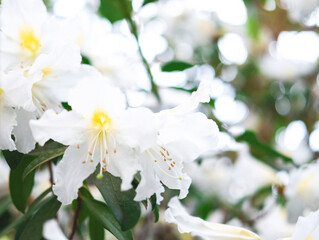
left=114, top=149, right=117, bottom=154
left=41, top=103, right=47, bottom=108
left=154, top=160, right=157, bottom=162
left=90, top=159, right=93, bottom=163
left=106, top=150, right=108, bottom=154
left=160, top=151, right=165, bottom=157
left=166, top=151, right=170, bottom=156
left=88, top=152, right=92, bottom=156
left=58, top=104, right=62, bottom=108
left=82, top=161, right=86, bottom=164
left=169, top=167, right=171, bottom=170
left=173, top=161, right=176, bottom=164
left=102, top=158, right=106, bottom=163
left=170, top=163, right=174, bottom=167
left=77, top=144, right=79, bottom=149
left=41, top=107, right=45, bottom=112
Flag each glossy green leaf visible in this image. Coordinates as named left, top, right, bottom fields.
left=142, top=0, right=158, bottom=6
left=150, top=194, right=159, bottom=222
left=161, top=61, right=193, bottom=72
left=2, top=150, right=23, bottom=170
left=16, top=196, right=61, bottom=240
left=89, top=215, right=105, bottom=240
left=80, top=190, right=133, bottom=240
left=99, top=0, right=132, bottom=23
left=9, top=155, right=36, bottom=213
left=235, top=130, right=296, bottom=167
left=92, top=171, right=141, bottom=231
left=23, top=146, right=67, bottom=179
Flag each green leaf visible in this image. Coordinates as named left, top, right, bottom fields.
left=80, top=190, right=133, bottom=240
left=99, top=0, right=132, bottom=23
left=28, top=141, right=65, bottom=156
left=2, top=150, right=24, bottom=170
left=150, top=194, right=159, bottom=222
left=9, top=155, right=36, bottom=213
left=92, top=171, right=141, bottom=231
left=161, top=61, right=193, bottom=72
left=142, top=0, right=158, bottom=6
left=16, top=196, right=61, bottom=240
left=0, top=196, right=11, bottom=217
left=23, top=146, right=67, bottom=179
left=89, top=215, right=105, bottom=240
left=235, top=130, right=296, bottom=167
left=0, top=188, right=51, bottom=237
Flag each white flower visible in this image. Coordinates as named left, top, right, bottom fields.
left=285, top=161, right=319, bottom=221
left=134, top=81, right=219, bottom=203
left=165, top=197, right=261, bottom=240
left=0, top=71, right=32, bottom=152
left=0, top=0, right=78, bottom=71
left=43, top=219, right=67, bottom=240
left=291, top=209, right=319, bottom=240
left=30, top=77, right=159, bottom=205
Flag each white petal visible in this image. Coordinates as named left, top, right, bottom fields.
left=53, top=145, right=99, bottom=205
left=106, top=144, right=140, bottom=191
left=30, top=109, right=86, bottom=146
left=115, top=107, right=159, bottom=151
left=0, top=106, right=16, bottom=151
left=43, top=219, right=67, bottom=240
left=68, top=78, right=126, bottom=118
left=165, top=197, right=261, bottom=240
left=160, top=112, right=219, bottom=161
left=12, top=108, right=36, bottom=153
left=292, top=209, right=319, bottom=240
left=134, top=154, right=164, bottom=203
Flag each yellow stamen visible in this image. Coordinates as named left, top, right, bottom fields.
left=91, top=110, right=112, bottom=129
left=19, top=27, right=40, bottom=55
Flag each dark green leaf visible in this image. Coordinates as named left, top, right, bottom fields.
left=28, top=141, right=65, bottom=156
left=161, top=61, right=193, bottom=72
left=99, top=0, right=132, bottom=23
left=61, top=102, right=72, bottom=111
left=235, top=130, right=296, bottom=167
left=23, top=146, right=67, bottom=179
left=150, top=194, right=159, bottom=222
left=80, top=189, right=133, bottom=240
left=2, top=150, right=23, bottom=170
left=142, top=0, right=158, bottom=6
left=81, top=55, right=91, bottom=65
left=0, top=188, right=51, bottom=237
left=92, top=171, right=141, bottom=231
left=9, top=155, right=36, bottom=212
left=16, top=196, right=61, bottom=240
left=89, top=215, right=105, bottom=240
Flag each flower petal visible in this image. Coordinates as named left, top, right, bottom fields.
left=53, top=144, right=99, bottom=205
left=30, top=109, right=86, bottom=146
left=0, top=106, right=16, bottom=151
left=12, top=108, right=36, bottom=153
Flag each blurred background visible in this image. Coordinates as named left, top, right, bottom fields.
left=2, top=0, right=319, bottom=239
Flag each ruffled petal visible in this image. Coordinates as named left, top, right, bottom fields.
left=165, top=197, right=261, bottom=240
left=159, top=112, right=219, bottom=161
left=115, top=107, right=159, bottom=151
left=68, top=78, right=126, bottom=118
left=30, top=109, right=86, bottom=146
left=53, top=144, right=99, bottom=205
left=12, top=109, right=36, bottom=153
left=0, top=106, right=16, bottom=151
left=134, top=154, right=164, bottom=204
left=106, top=144, right=140, bottom=191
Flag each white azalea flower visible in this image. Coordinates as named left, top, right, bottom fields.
left=135, top=81, right=219, bottom=203
left=0, top=0, right=78, bottom=71
left=0, top=71, right=32, bottom=151
left=290, top=209, right=319, bottom=240
left=165, top=197, right=261, bottom=240
left=30, top=77, right=159, bottom=205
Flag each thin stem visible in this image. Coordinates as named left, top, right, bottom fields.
left=119, top=0, right=161, bottom=101
left=47, top=161, right=54, bottom=186
left=69, top=197, right=82, bottom=240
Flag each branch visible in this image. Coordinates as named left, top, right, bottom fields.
left=69, top=197, right=82, bottom=240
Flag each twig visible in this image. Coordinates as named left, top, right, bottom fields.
left=69, top=197, right=82, bottom=240
left=47, top=161, right=54, bottom=186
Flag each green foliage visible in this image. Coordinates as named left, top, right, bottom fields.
left=92, top=170, right=141, bottom=231
left=2, top=151, right=23, bottom=170
left=99, top=0, right=132, bottom=23
left=15, top=196, right=61, bottom=240
left=161, top=61, right=194, bottom=72
left=80, top=188, right=133, bottom=240
left=89, top=215, right=105, bottom=240
left=235, top=130, right=296, bottom=168
left=23, top=146, right=66, bottom=179
left=150, top=194, right=159, bottom=222
left=9, top=155, right=36, bottom=213
left=142, top=0, right=158, bottom=6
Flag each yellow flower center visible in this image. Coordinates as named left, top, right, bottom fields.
left=91, top=110, right=112, bottom=130
left=19, top=27, right=40, bottom=55
left=0, top=88, right=4, bottom=96
left=306, top=236, right=314, bottom=240
left=41, top=67, right=52, bottom=78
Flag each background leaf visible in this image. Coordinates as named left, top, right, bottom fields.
left=161, top=61, right=193, bottom=72
left=89, top=215, right=105, bottom=240
left=2, top=150, right=24, bottom=170
left=80, top=188, right=133, bottom=240
left=15, top=196, right=61, bottom=240
left=9, top=155, right=36, bottom=212
left=92, top=171, right=141, bottom=231
left=99, top=0, right=132, bottom=23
